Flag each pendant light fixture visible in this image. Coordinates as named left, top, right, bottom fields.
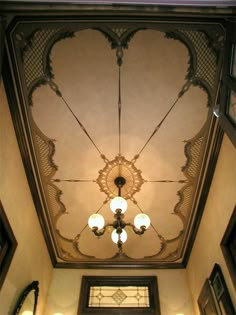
left=88, top=176, right=151, bottom=251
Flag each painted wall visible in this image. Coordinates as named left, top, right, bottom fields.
left=1, top=70, right=235, bottom=315
left=0, top=75, right=195, bottom=315
left=45, top=268, right=194, bottom=315
left=187, top=135, right=236, bottom=314
left=0, top=82, right=53, bottom=314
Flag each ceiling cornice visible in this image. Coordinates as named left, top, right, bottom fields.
left=0, top=1, right=235, bottom=15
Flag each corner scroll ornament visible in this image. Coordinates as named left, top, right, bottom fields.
left=203, top=28, right=226, bottom=57
left=165, top=31, right=195, bottom=81
left=165, top=28, right=222, bottom=107
left=14, top=26, right=75, bottom=106
left=94, top=27, right=145, bottom=66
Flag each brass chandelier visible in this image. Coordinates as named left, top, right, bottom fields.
left=88, top=176, right=151, bottom=250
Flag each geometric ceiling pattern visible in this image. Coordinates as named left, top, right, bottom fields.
left=5, top=17, right=225, bottom=267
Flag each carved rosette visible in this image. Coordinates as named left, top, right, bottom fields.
left=96, top=155, right=144, bottom=200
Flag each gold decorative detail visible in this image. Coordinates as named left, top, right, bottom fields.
left=112, top=289, right=127, bottom=305
left=112, top=28, right=128, bottom=38
left=32, top=120, right=57, bottom=179
left=96, top=155, right=144, bottom=199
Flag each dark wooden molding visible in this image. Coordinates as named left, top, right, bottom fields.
left=0, top=15, right=6, bottom=80
left=12, top=280, right=39, bottom=315
left=55, top=260, right=184, bottom=269
left=0, top=200, right=17, bottom=290
left=0, top=2, right=235, bottom=29
left=184, top=119, right=224, bottom=268
left=198, top=279, right=219, bottom=315
left=209, top=264, right=236, bottom=315
left=221, top=207, right=236, bottom=290
left=198, top=264, right=236, bottom=315
left=2, top=56, right=56, bottom=268
left=219, top=20, right=236, bottom=147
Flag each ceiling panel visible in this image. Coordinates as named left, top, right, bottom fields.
left=4, top=17, right=224, bottom=267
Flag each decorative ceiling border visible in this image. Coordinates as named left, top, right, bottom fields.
left=2, top=12, right=226, bottom=268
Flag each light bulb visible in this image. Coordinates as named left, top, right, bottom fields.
left=88, top=213, right=105, bottom=230
left=110, top=196, right=127, bottom=213
left=134, top=213, right=151, bottom=229
left=111, top=229, right=127, bottom=244
left=22, top=312, right=33, bottom=315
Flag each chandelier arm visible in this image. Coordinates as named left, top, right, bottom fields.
left=117, top=240, right=123, bottom=250
left=127, top=223, right=147, bottom=235
left=92, top=227, right=105, bottom=237
left=92, top=224, right=113, bottom=237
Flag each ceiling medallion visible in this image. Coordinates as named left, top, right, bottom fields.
left=96, top=155, right=144, bottom=200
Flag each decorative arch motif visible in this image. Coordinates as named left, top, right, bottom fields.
left=7, top=18, right=225, bottom=267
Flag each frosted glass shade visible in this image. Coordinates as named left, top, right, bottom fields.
left=134, top=213, right=151, bottom=229
left=110, top=196, right=128, bottom=213
left=88, top=213, right=105, bottom=230
left=111, top=229, right=127, bottom=244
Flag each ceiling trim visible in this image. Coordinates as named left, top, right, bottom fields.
left=0, top=2, right=235, bottom=21
left=0, top=0, right=236, bottom=5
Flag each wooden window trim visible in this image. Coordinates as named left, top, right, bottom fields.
left=78, top=276, right=161, bottom=315
left=0, top=200, right=17, bottom=289
left=221, top=207, right=236, bottom=290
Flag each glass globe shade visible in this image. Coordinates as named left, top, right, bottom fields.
left=110, top=196, right=128, bottom=213
left=111, top=229, right=127, bottom=244
left=88, top=213, right=105, bottom=230
left=134, top=213, right=151, bottom=229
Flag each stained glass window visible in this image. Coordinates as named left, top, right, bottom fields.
left=88, top=286, right=150, bottom=308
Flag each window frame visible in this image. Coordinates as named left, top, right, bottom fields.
left=209, top=264, right=236, bottom=315
left=221, top=207, right=236, bottom=290
left=0, top=200, right=17, bottom=289
left=198, top=279, right=219, bottom=315
left=78, top=276, right=161, bottom=315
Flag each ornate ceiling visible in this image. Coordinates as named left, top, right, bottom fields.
left=4, top=15, right=225, bottom=267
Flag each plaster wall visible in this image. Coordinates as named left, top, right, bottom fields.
left=1, top=70, right=235, bottom=315
left=0, top=82, right=53, bottom=314
left=45, top=268, right=194, bottom=315
left=187, top=135, right=236, bottom=314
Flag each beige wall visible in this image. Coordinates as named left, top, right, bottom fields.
left=0, top=78, right=195, bottom=315
left=0, top=82, right=53, bottom=314
left=1, top=71, right=235, bottom=315
left=187, top=135, right=236, bottom=314
left=45, top=268, right=194, bottom=315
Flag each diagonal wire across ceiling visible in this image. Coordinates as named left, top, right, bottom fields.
left=5, top=18, right=225, bottom=267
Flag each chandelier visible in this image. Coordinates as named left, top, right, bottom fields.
left=88, top=176, right=151, bottom=250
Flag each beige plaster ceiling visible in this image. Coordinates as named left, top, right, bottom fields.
left=5, top=17, right=224, bottom=267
